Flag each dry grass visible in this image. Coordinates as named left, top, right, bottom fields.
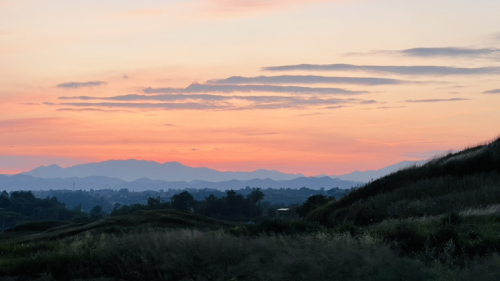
left=460, top=204, right=500, bottom=217
left=1, top=229, right=432, bottom=281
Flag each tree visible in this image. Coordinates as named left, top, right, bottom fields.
left=0, top=191, right=10, bottom=209
left=202, top=194, right=222, bottom=217
left=296, top=194, right=333, bottom=217
left=171, top=191, right=195, bottom=212
left=73, top=203, right=83, bottom=213
left=247, top=188, right=265, bottom=221
left=247, top=188, right=265, bottom=205
left=90, top=205, right=103, bottom=221
left=147, top=196, right=161, bottom=209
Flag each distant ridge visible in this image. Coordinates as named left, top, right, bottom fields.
left=0, top=174, right=362, bottom=192
left=331, top=160, right=427, bottom=182
left=22, top=160, right=305, bottom=182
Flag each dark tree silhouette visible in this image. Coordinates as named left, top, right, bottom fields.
left=171, top=191, right=195, bottom=211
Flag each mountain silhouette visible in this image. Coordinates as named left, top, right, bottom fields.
left=22, top=160, right=305, bottom=182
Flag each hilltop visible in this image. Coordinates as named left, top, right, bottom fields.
left=308, top=136, right=500, bottom=226
left=0, top=209, right=234, bottom=243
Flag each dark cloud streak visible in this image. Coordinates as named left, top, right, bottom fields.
left=58, top=94, right=377, bottom=111
left=405, top=98, right=469, bottom=103
left=143, top=83, right=368, bottom=95
left=401, top=47, right=500, bottom=57
left=483, top=89, right=500, bottom=94
left=208, top=75, right=407, bottom=86
left=262, top=64, right=500, bottom=76
left=347, top=47, right=500, bottom=58
left=58, top=94, right=375, bottom=105
left=377, top=106, right=406, bottom=109
left=57, top=81, right=107, bottom=88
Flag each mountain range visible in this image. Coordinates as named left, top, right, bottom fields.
left=0, top=174, right=362, bottom=192
left=21, top=159, right=425, bottom=183
left=23, top=160, right=305, bottom=182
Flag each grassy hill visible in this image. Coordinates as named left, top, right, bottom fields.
left=308, top=136, right=500, bottom=226
left=0, top=209, right=234, bottom=243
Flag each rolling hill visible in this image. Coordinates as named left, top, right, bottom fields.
left=308, top=136, right=500, bottom=226
left=0, top=209, right=234, bottom=243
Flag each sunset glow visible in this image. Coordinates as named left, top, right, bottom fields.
left=1, top=0, right=500, bottom=175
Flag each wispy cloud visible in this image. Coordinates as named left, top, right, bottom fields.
left=348, top=47, right=500, bottom=58
left=377, top=106, right=406, bottom=109
left=143, top=83, right=368, bottom=95
left=483, top=89, right=500, bottom=94
left=262, top=64, right=500, bottom=76
left=400, top=48, right=500, bottom=57
left=243, top=132, right=279, bottom=136
left=57, top=81, right=107, bottom=89
left=58, top=93, right=376, bottom=105
left=405, top=98, right=469, bottom=103
left=325, top=105, right=345, bottom=109
left=296, top=112, right=324, bottom=116
left=56, top=94, right=376, bottom=111
left=56, top=108, right=132, bottom=113
left=208, top=75, right=408, bottom=86
left=59, top=102, right=229, bottom=111
left=60, top=94, right=229, bottom=102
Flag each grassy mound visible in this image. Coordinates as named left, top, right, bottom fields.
left=308, top=137, right=500, bottom=227
left=0, top=209, right=234, bottom=243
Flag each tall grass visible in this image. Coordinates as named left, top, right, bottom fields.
left=1, top=230, right=433, bottom=281
left=3, top=228, right=500, bottom=280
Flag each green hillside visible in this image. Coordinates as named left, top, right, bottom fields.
left=308, top=136, right=500, bottom=226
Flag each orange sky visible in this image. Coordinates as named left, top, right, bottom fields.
left=1, top=0, right=500, bottom=176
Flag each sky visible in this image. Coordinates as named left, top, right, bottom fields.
left=1, top=0, right=500, bottom=176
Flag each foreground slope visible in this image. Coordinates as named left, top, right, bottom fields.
left=0, top=209, right=234, bottom=243
left=308, top=136, right=500, bottom=226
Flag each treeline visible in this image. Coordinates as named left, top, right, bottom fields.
left=112, top=188, right=339, bottom=222
left=0, top=191, right=105, bottom=230
left=111, top=189, right=267, bottom=221
left=1, top=187, right=342, bottom=230
left=32, top=186, right=347, bottom=214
